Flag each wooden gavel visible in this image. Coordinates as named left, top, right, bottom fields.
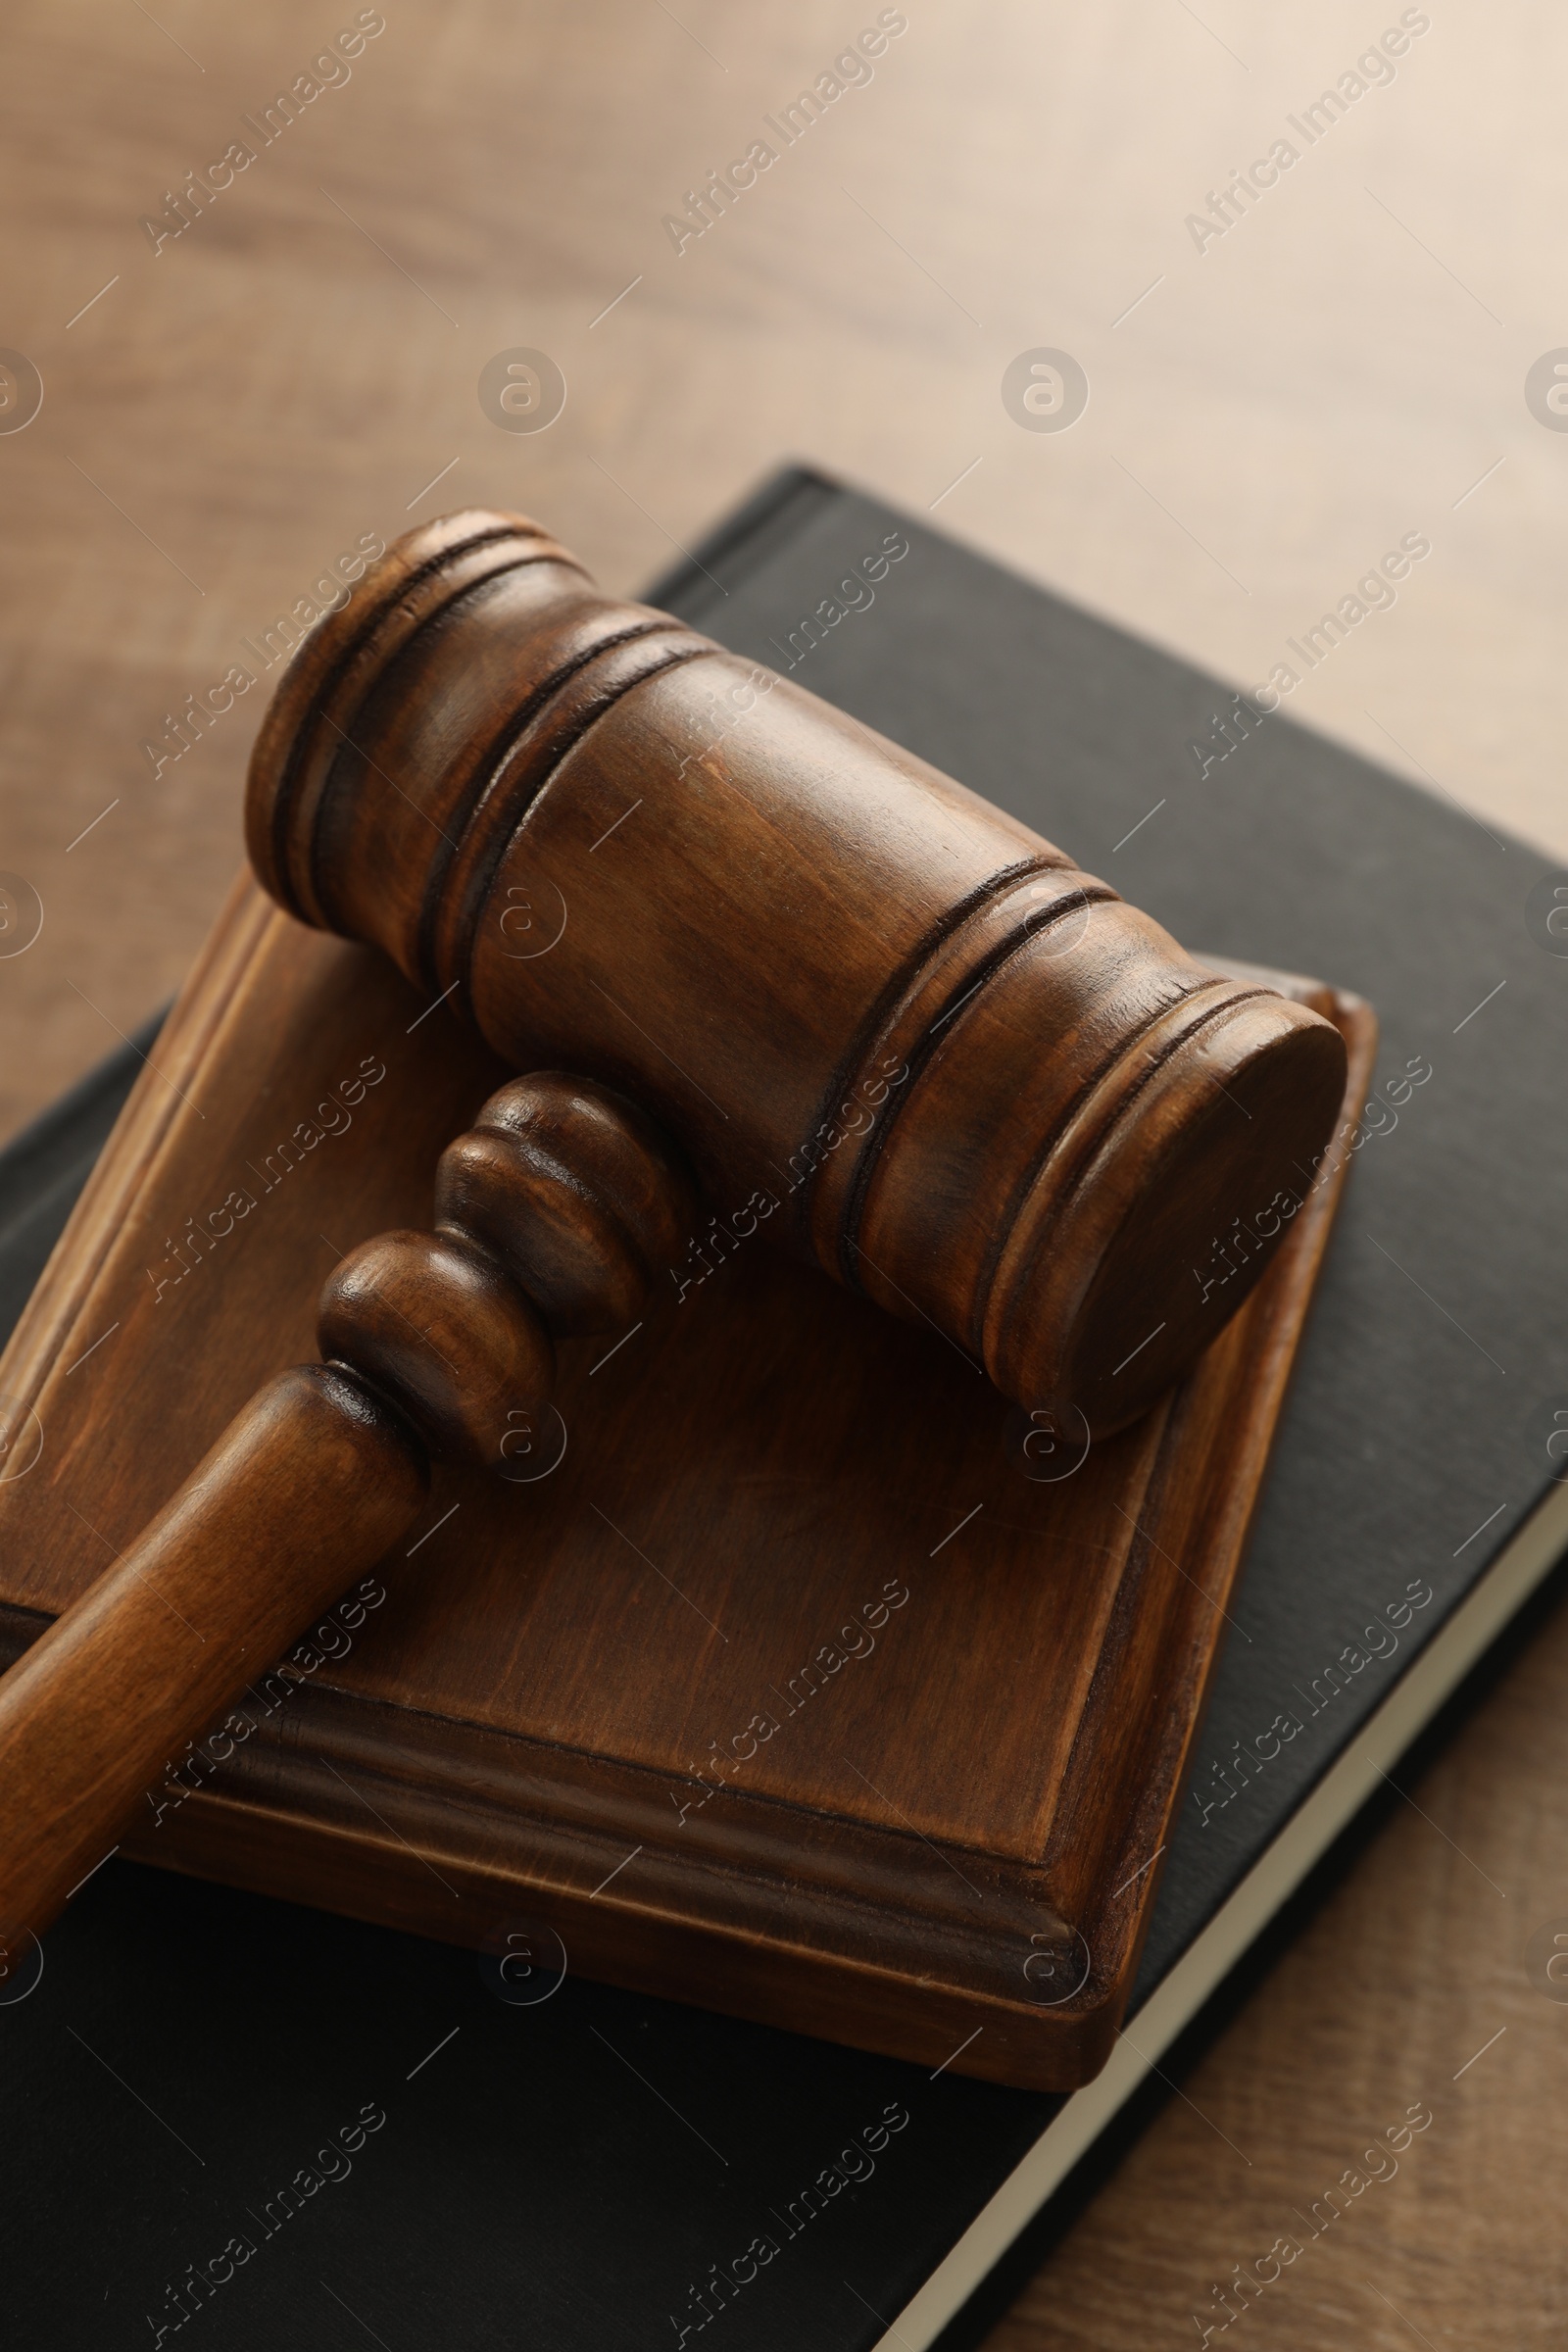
left=0, top=509, right=1347, bottom=1960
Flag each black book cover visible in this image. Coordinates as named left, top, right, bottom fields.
left=1, top=471, right=1565, bottom=2352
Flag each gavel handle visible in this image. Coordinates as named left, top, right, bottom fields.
left=0, top=1368, right=427, bottom=1953
left=0, top=1069, right=691, bottom=1960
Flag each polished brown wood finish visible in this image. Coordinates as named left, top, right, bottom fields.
left=434, top=1073, right=697, bottom=1338
left=0, top=503, right=1355, bottom=1985
left=318, top=1228, right=553, bottom=1468
left=0, top=1364, right=427, bottom=1960
left=246, top=511, right=1348, bottom=1439
left=0, top=882, right=1373, bottom=2089
left=0, top=1056, right=691, bottom=1947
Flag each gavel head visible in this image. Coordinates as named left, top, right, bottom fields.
left=246, top=510, right=1347, bottom=1438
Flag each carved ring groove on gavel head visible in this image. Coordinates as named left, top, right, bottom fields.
left=0, top=515, right=1352, bottom=1956
left=247, top=509, right=1348, bottom=1437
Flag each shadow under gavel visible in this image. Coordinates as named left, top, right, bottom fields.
left=0, top=508, right=1348, bottom=1961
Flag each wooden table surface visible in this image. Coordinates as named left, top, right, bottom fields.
left=2, top=2, right=1564, bottom=2343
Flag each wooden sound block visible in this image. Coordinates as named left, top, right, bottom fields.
left=0, top=875, right=1373, bottom=2092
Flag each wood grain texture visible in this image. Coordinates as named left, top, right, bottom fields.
left=1, top=0, right=1562, bottom=2336
left=0, top=1051, right=695, bottom=1944
left=245, top=508, right=1348, bottom=1436
left=0, top=879, right=1371, bottom=2091
left=318, top=1225, right=554, bottom=1465
left=435, top=1072, right=698, bottom=1337
left=0, top=1363, right=427, bottom=1951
